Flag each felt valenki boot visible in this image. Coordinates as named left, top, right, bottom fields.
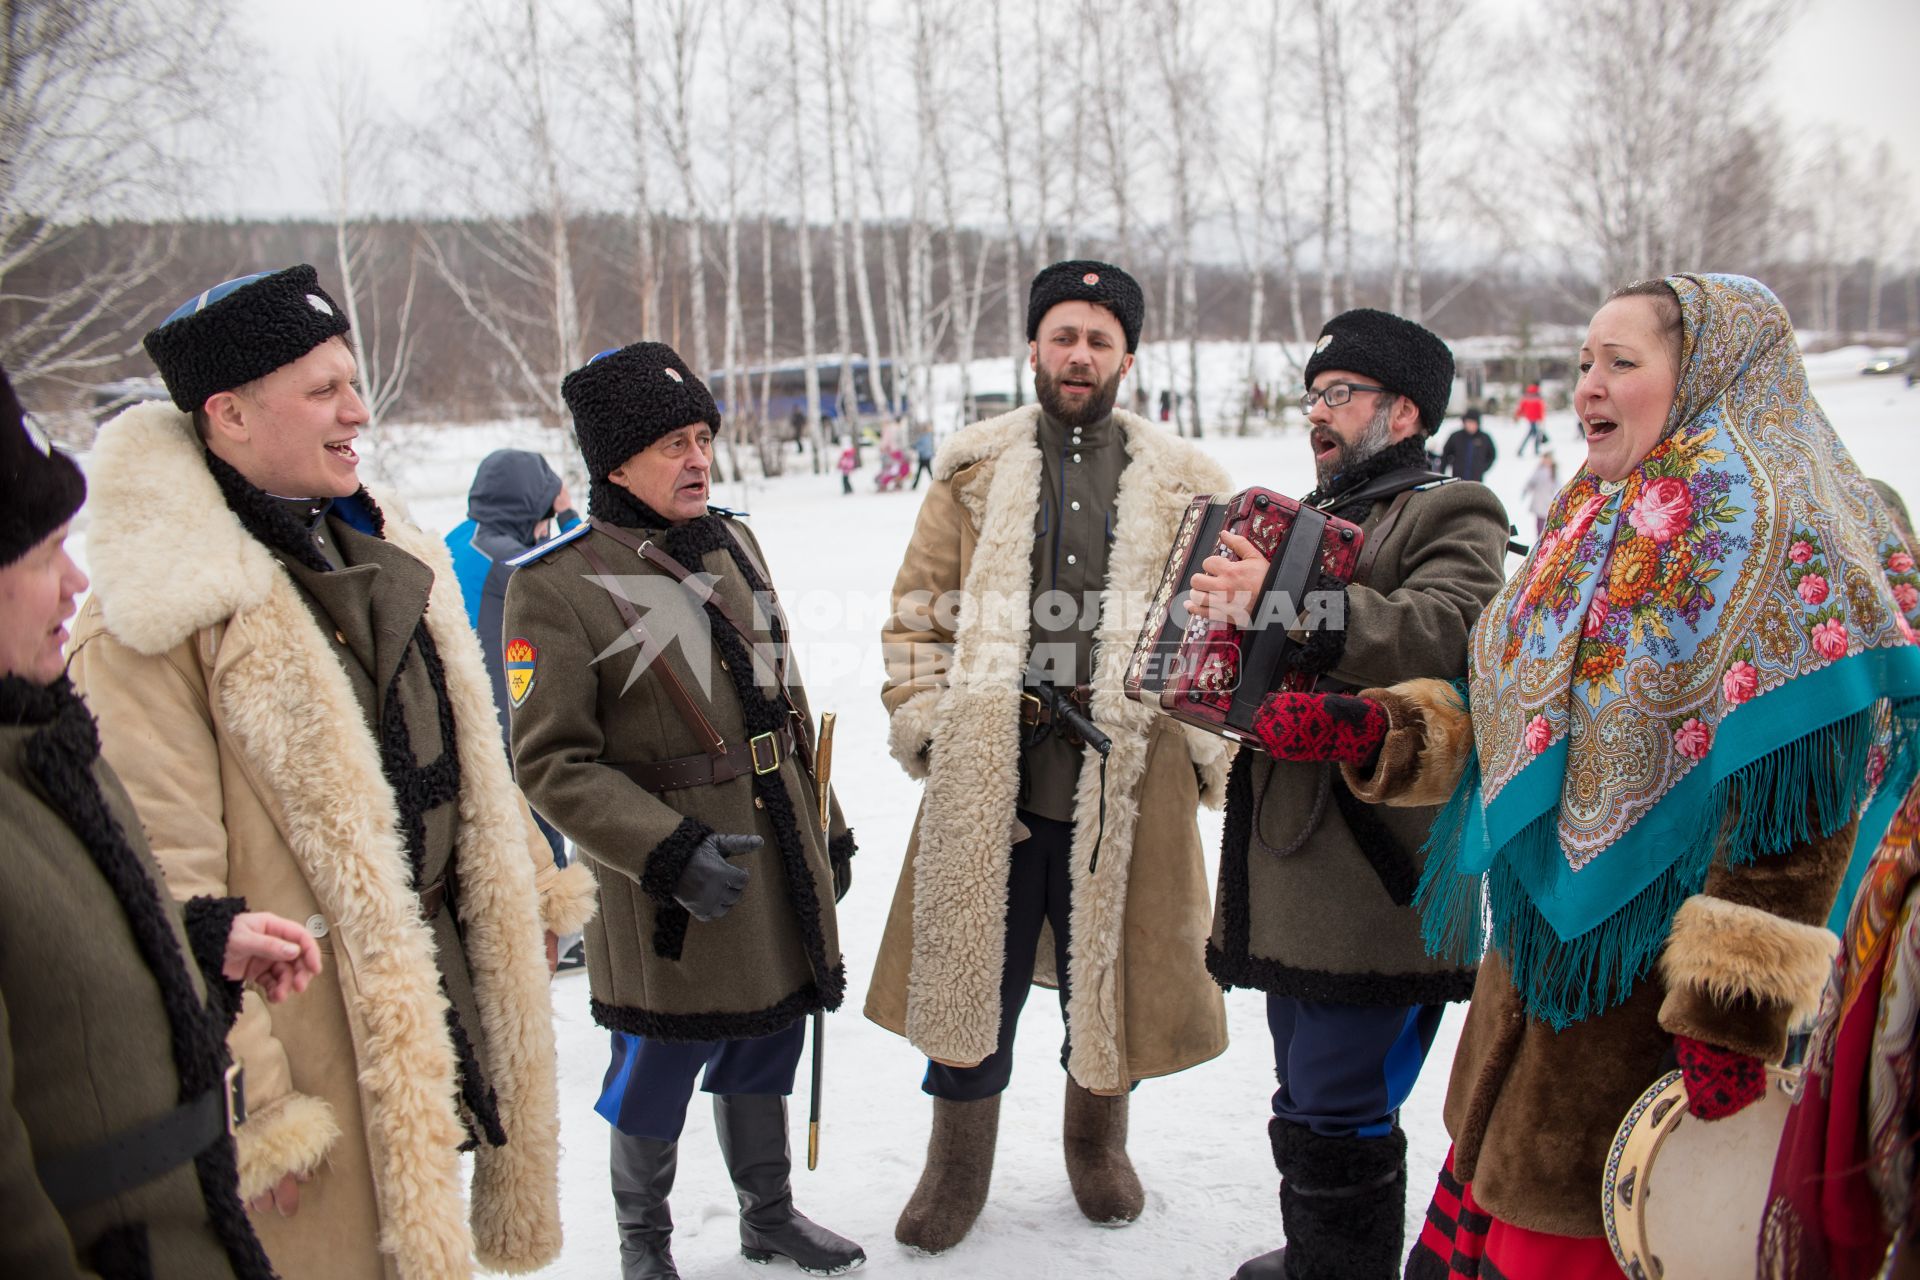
left=894, top=1094, right=1002, bottom=1254
left=1063, top=1079, right=1146, bottom=1226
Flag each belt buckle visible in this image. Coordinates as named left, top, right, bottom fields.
left=1020, top=692, right=1044, bottom=725
left=749, top=731, right=781, bottom=775
left=223, top=1063, right=247, bottom=1135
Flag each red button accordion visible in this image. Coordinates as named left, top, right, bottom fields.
left=1124, top=487, right=1366, bottom=742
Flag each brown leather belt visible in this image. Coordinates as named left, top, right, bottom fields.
left=1019, top=684, right=1093, bottom=729
left=420, top=868, right=455, bottom=919
left=604, top=723, right=798, bottom=794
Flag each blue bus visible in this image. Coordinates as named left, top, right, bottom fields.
left=709, top=357, right=898, bottom=424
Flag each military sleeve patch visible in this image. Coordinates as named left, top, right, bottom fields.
left=505, top=637, right=538, bottom=705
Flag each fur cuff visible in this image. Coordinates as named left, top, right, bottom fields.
left=1182, top=725, right=1235, bottom=810
left=235, top=1092, right=339, bottom=1202
left=1659, top=894, right=1839, bottom=1027
left=1342, top=678, right=1472, bottom=808
left=539, top=861, right=599, bottom=936
left=639, top=816, right=714, bottom=907
left=886, top=687, right=943, bottom=779
left=829, top=830, right=856, bottom=862
left=183, top=895, right=249, bottom=1020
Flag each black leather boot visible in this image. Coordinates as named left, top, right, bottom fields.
left=610, top=1130, right=680, bottom=1280
left=713, top=1093, right=866, bottom=1275
left=1232, top=1119, right=1407, bottom=1280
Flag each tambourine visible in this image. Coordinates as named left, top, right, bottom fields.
left=1602, top=1065, right=1799, bottom=1279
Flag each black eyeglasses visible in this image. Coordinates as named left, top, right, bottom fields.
left=1300, top=382, right=1392, bottom=412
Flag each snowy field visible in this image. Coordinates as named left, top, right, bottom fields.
left=69, top=345, right=1920, bottom=1278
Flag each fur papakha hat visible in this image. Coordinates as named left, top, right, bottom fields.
left=1303, top=308, right=1456, bottom=435
left=1, top=364, right=87, bottom=569
left=143, top=265, right=352, bottom=413
left=562, top=342, right=721, bottom=481
left=1025, top=260, right=1145, bottom=353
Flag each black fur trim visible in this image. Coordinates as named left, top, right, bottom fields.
left=444, top=977, right=507, bottom=1152
left=1215, top=752, right=1464, bottom=1003
left=1304, top=437, right=1435, bottom=512
left=204, top=448, right=335, bottom=574
left=378, top=624, right=462, bottom=893
left=1287, top=616, right=1348, bottom=679
left=1272, top=1120, right=1409, bottom=1279
left=658, top=516, right=841, bottom=1003
left=3, top=677, right=276, bottom=1279
left=143, top=264, right=351, bottom=412
left=640, top=816, right=711, bottom=961
left=1207, top=940, right=1476, bottom=1006
left=182, top=895, right=249, bottom=1025
left=588, top=480, right=675, bottom=527
left=828, top=830, right=856, bottom=862
left=87, top=1223, right=153, bottom=1280
left=1329, top=780, right=1421, bottom=907
left=589, top=963, right=847, bottom=1043
left=1273, top=1116, right=1405, bottom=1188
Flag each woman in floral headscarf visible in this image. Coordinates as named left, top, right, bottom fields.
left=1248, top=274, right=1920, bottom=1276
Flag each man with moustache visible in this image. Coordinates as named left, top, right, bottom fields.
left=1186, top=309, right=1509, bottom=1279
left=867, top=261, right=1232, bottom=1253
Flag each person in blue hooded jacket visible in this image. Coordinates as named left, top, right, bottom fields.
left=445, top=449, right=579, bottom=873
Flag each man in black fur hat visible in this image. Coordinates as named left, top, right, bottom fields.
left=504, top=342, right=864, bottom=1279
left=1186, top=309, right=1510, bottom=1279
left=0, top=362, right=322, bottom=1279
left=66, top=266, right=594, bottom=1280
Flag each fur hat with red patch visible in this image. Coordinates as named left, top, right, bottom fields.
left=1025, top=260, right=1144, bottom=353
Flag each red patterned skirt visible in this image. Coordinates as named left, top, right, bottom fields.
left=1405, top=1149, right=1623, bottom=1279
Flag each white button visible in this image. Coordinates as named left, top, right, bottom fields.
left=1072, top=453, right=1082, bottom=463
left=1071, top=501, right=1081, bottom=511
left=1066, top=554, right=1077, bottom=565
left=305, top=914, right=329, bottom=938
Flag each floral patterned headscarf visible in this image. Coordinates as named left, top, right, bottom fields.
left=1419, top=273, right=1920, bottom=1028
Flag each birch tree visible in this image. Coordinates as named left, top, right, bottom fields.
left=0, top=0, right=248, bottom=396
left=784, top=0, right=826, bottom=466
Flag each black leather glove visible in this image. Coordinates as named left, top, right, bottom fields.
left=832, top=857, right=852, bottom=903
left=673, top=833, right=759, bottom=922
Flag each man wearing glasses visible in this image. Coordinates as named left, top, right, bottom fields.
left=1185, top=309, right=1510, bottom=1279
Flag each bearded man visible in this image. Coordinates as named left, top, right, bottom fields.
left=1186, top=309, right=1509, bottom=1279
left=866, top=260, right=1233, bottom=1254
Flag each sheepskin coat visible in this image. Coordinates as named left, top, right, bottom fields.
left=66, top=404, right=598, bottom=1280
left=1345, top=678, right=1852, bottom=1235
left=865, top=405, right=1233, bottom=1094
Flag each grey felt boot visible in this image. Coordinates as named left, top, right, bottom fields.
left=894, top=1094, right=1002, bottom=1254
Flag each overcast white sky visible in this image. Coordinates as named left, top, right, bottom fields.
left=214, top=0, right=1920, bottom=229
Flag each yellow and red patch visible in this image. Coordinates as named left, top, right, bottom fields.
left=505, top=637, right=537, bottom=705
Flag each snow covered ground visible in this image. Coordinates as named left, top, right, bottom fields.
left=68, top=345, right=1920, bottom=1279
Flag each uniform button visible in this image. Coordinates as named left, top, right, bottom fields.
left=305, top=914, right=329, bottom=938
left=1071, top=501, right=1081, bottom=511
left=1072, top=453, right=1081, bottom=463
left=334, top=630, right=347, bottom=644
left=753, top=796, right=765, bottom=810
left=1066, top=554, right=1077, bottom=565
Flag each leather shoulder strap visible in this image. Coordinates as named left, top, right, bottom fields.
left=574, top=535, right=728, bottom=760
